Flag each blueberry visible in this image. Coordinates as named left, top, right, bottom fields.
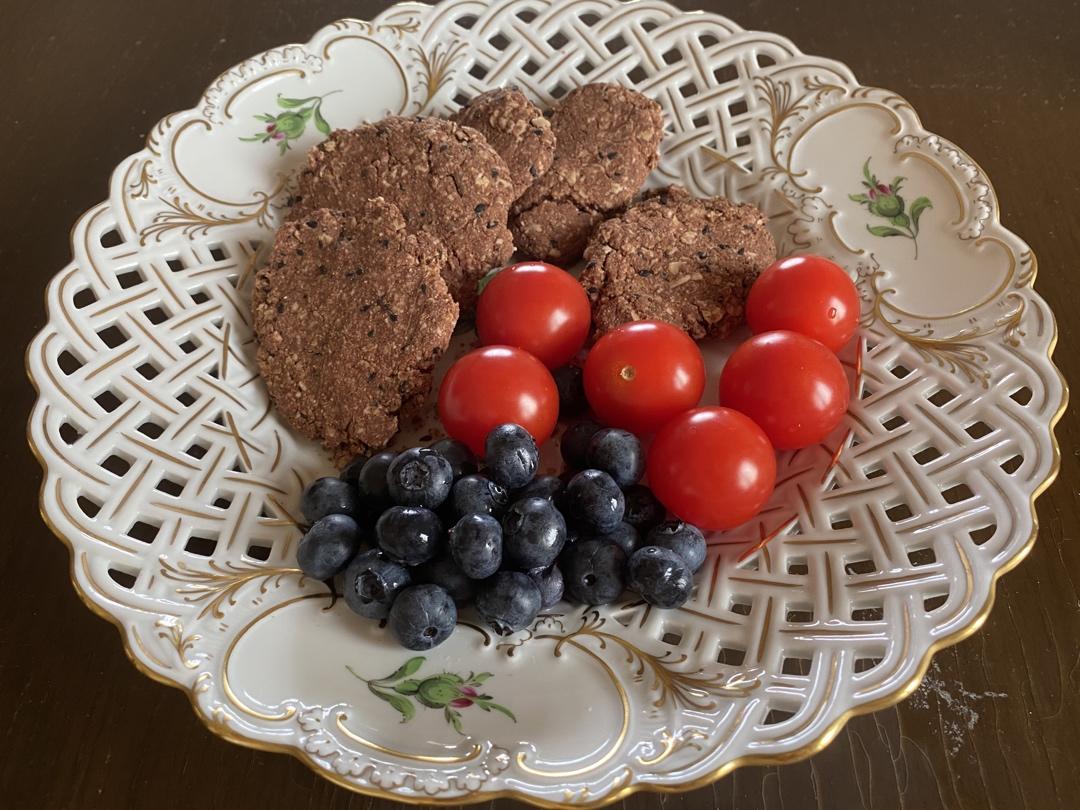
left=376, top=506, right=444, bottom=566
left=587, top=428, right=644, bottom=488
left=563, top=539, right=626, bottom=604
left=449, top=513, right=502, bottom=579
left=564, top=469, right=625, bottom=533
left=339, top=455, right=369, bottom=485
left=502, top=497, right=567, bottom=570
left=300, top=477, right=360, bottom=523
left=357, top=451, right=396, bottom=505
left=343, top=549, right=410, bottom=619
left=592, top=521, right=640, bottom=558
left=553, top=365, right=587, bottom=417
left=297, top=514, right=362, bottom=579
left=627, top=546, right=693, bottom=608
left=387, top=448, right=454, bottom=508
left=647, top=521, right=707, bottom=572
left=516, top=474, right=564, bottom=502
left=485, top=423, right=539, bottom=490
left=528, top=564, right=565, bottom=608
left=415, top=554, right=476, bottom=605
left=475, top=571, right=542, bottom=635
left=622, top=485, right=666, bottom=532
left=560, top=420, right=602, bottom=469
left=558, top=524, right=582, bottom=568
left=451, top=474, right=509, bottom=518
left=388, top=584, right=457, bottom=650
left=430, top=438, right=477, bottom=479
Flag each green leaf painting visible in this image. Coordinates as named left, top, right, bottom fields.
left=849, top=158, right=933, bottom=259
left=240, top=91, right=340, bottom=155
left=348, top=658, right=516, bottom=736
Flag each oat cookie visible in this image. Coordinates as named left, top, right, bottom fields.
left=290, top=116, right=515, bottom=311
left=580, top=187, right=776, bottom=339
left=254, top=202, right=458, bottom=461
left=451, top=87, right=555, bottom=198
left=511, top=83, right=663, bottom=262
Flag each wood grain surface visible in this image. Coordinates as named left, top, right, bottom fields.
left=2, top=1, right=1077, bottom=808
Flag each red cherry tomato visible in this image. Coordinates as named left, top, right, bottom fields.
left=583, top=320, right=705, bottom=435
left=438, top=346, right=559, bottom=455
left=476, top=262, right=592, bottom=368
left=746, top=255, right=860, bottom=352
left=648, top=407, right=776, bottom=530
left=719, top=330, right=850, bottom=450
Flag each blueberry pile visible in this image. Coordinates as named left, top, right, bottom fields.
left=296, top=422, right=706, bottom=650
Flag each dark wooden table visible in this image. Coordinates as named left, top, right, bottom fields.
left=2, top=1, right=1077, bottom=808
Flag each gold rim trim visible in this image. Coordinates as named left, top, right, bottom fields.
left=24, top=2, right=1069, bottom=806
left=218, top=594, right=323, bottom=721
left=320, top=35, right=410, bottom=116
left=335, top=712, right=484, bottom=763
left=896, top=149, right=966, bottom=227
left=223, top=68, right=308, bottom=119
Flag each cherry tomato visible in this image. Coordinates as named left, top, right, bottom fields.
left=583, top=320, right=705, bottom=435
left=438, top=346, right=559, bottom=455
left=719, top=330, right=849, bottom=450
left=648, top=407, right=776, bottom=530
left=746, top=255, right=860, bottom=352
left=476, top=262, right=592, bottom=368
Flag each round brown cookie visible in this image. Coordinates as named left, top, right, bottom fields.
left=580, top=187, right=776, bottom=339
left=254, top=203, right=458, bottom=462
left=450, top=87, right=555, bottom=198
left=511, top=83, right=663, bottom=262
left=289, top=116, right=515, bottom=312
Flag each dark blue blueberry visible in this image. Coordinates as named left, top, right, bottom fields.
left=502, top=497, right=567, bottom=570
left=449, top=513, right=503, bottom=579
left=430, top=437, right=477, bottom=479
left=451, top=474, right=509, bottom=518
left=622, top=485, right=666, bottom=532
left=587, top=428, right=644, bottom=488
left=297, top=514, right=362, bottom=580
left=484, top=423, right=539, bottom=490
left=339, top=454, right=369, bottom=485
left=300, top=476, right=360, bottom=523
left=592, top=521, right=640, bottom=558
left=516, top=474, right=564, bottom=502
left=357, top=451, right=396, bottom=506
left=415, top=554, right=476, bottom=605
left=563, top=539, right=626, bottom=605
left=387, top=448, right=454, bottom=509
left=560, top=420, right=602, bottom=469
left=627, top=546, right=693, bottom=608
left=475, top=571, right=542, bottom=635
left=553, top=365, right=587, bottom=417
left=528, top=564, right=565, bottom=609
left=376, top=506, right=443, bottom=566
left=647, top=521, right=707, bottom=572
left=343, top=548, right=410, bottom=619
left=558, top=524, right=581, bottom=568
left=388, top=584, right=457, bottom=650
left=564, top=469, right=625, bottom=533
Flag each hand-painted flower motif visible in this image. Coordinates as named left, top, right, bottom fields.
left=348, top=657, right=516, bottom=735
left=240, top=92, right=339, bottom=155
left=849, top=158, right=932, bottom=258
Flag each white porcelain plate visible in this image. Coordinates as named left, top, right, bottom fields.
left=27, top=0, right=1066, bottom=806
